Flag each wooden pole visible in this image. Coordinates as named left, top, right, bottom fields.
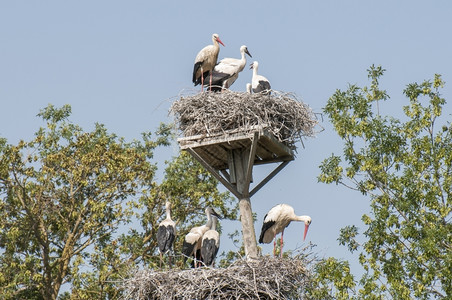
left=232, top=149, right=259, bottom=259
left=181, top=130, right=295, bottom=260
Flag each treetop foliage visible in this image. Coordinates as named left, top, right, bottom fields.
left=0, top=104, right=236, bottom=299
left=318, top=65, right=451, bottom=299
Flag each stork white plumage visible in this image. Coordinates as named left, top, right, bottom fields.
left=246, top=83, right=252, bottom=93
left=259, top=204, right=311, bottom=258
left=201, top=216, right=220, bottom=266
left=250, top=61, right=271, bottom=94
left=193, top=33, right=225, bottom=91
left=157, top=200, right=176, bottom=267
left=182, top=207, right=221, bottom=267
left=206, top=45, right=252, bottom=92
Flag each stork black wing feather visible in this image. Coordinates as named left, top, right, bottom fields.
left=259, top=219, right=276, bottom=243
left=157, top=225, right=175, bottom=253
left=259, top=80, right=271, bottom=91
left=201, top=238, right=219, bottom=266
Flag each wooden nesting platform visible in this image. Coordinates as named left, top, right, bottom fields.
left=178, top=128, right=295, bottom=171
left=178, top=128, right=295, bottom=199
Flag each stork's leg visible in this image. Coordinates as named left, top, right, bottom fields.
left=209, top=72, right=213, bottom=91
left=280, top=229, right=285, bottom=258
left=273, top=233, right=277, bottom=257
left=193, top=245, right=198, bottom=268
left=159, top=252, right=163, bottom=268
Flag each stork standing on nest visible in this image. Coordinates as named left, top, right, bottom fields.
left=201, top=215, right=220, bottom=266
left=193, top=33, right=225, bottom=91
left=157, top=200, right=176, bottom=267
left=259, top=204, right=311, bottom=258
left=205, top=45, right=252, bottom=92
left=250, top=61, right=271, bottom=95
left=182, top=207, right=221, bottom=267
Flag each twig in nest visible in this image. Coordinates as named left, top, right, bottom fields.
left=123, top=256, right=311, bottom=299
left=170, top=90, right=318, bottom=148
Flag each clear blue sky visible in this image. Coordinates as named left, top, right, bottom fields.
left=1, top=0, right=451, bottom=280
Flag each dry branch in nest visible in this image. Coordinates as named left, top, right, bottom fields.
left=170, top=90, right=318, bottom=148
left=123, top=256, right=310, bottom=300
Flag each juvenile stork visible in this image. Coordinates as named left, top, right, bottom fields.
left=206, top=45, right=252, bottom=92
left=250, top=61, right=271, bottom=95
left=201, top=216, right=220, bottom=266
left=193, top=33, right=225, bottom=91
left=259, top=204, right=311, bottom=258
left=157, top=200, right=176, bottom=267
left=182, top=207, right=221, bottom=267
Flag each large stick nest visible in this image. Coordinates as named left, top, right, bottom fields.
left=170, top=90, right=318, bottom=148
left=123, top=256, right=310, bottom=300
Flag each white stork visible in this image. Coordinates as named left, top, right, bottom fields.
left=259, top=204, right=311, bottom=258
left=182, top=207, right=221, bottom=267
left=205, top=45, right=252, bottom=92
left=193, top=33, right=225, bottom=91
left=157, top=200, right=176, bottom=267
left=201, top=216, right=220, bottom=266
left=250, top=61, right=271, bottom=95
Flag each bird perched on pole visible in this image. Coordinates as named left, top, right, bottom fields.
left=259, top=204, right=311, bottom=257
left=193, top=33, right=225, bottom=91
left=157, top=200, right=176, bottom=267
left=250, top=61, right=271, bottom=95
left=182, top=207, right=221, bottom=267
left=201, top=215, right=220, bottom=266
left=205, top=45, right=252, bottom=92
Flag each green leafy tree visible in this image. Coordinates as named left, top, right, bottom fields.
left=307, top=257, right=356, bottom=300
left=318, top=66, right=452, bottom=298
left=137, top=151, right=238, bottom=268
left=69, top=146, right=238, bottom=298
left=0, top=105, right=168, bottom=299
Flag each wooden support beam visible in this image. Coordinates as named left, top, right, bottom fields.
left=228, top=150, right=237, bottom=184
left=232, top=149, right=259, bottom=259
left=186, top=148, right=242, bottom=199
left=242, top=132, right=259, bottom=197
left=220, top=169, right=231, bottom=182
left=180, top=129, right=296, bottom=261
left=250, top=160, right=291, bottom=198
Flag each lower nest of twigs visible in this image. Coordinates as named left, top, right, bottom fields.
left=170, top=90, right=318, bottom=148
left=123, top=256, right=310, bottom=300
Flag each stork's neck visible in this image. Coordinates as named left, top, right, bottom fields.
left=205, top=217, right=213, bottom=229
left=205, top=209, right=213, bottom=227
left=294, top=215, right=310, bottom=223
left=212, top=38, right=220, bottom=51
left=252, top=66, right=258, bottom=77
left=165, top=201, right=172, bottom=220
left=240, top=50, right=246, bottom=61
left=237, top=52, right=247, bottom=71
left=211, top=217, right=217, bottom=231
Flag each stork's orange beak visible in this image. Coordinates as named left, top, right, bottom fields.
left=303, top=224, right=310, bottom=241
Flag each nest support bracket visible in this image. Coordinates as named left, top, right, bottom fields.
left=185, top=132, right=292, bottom=199
left=180, top=128, right=295, bottom=259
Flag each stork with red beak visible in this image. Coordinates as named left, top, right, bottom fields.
left=259, top=204, right=311, bottom=257
left=192, top=33, right=225, bottom=91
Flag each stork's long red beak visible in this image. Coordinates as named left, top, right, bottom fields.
left=217, top=38, right=225, bottom=47
left=303, top=224, right=310, bottom=241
